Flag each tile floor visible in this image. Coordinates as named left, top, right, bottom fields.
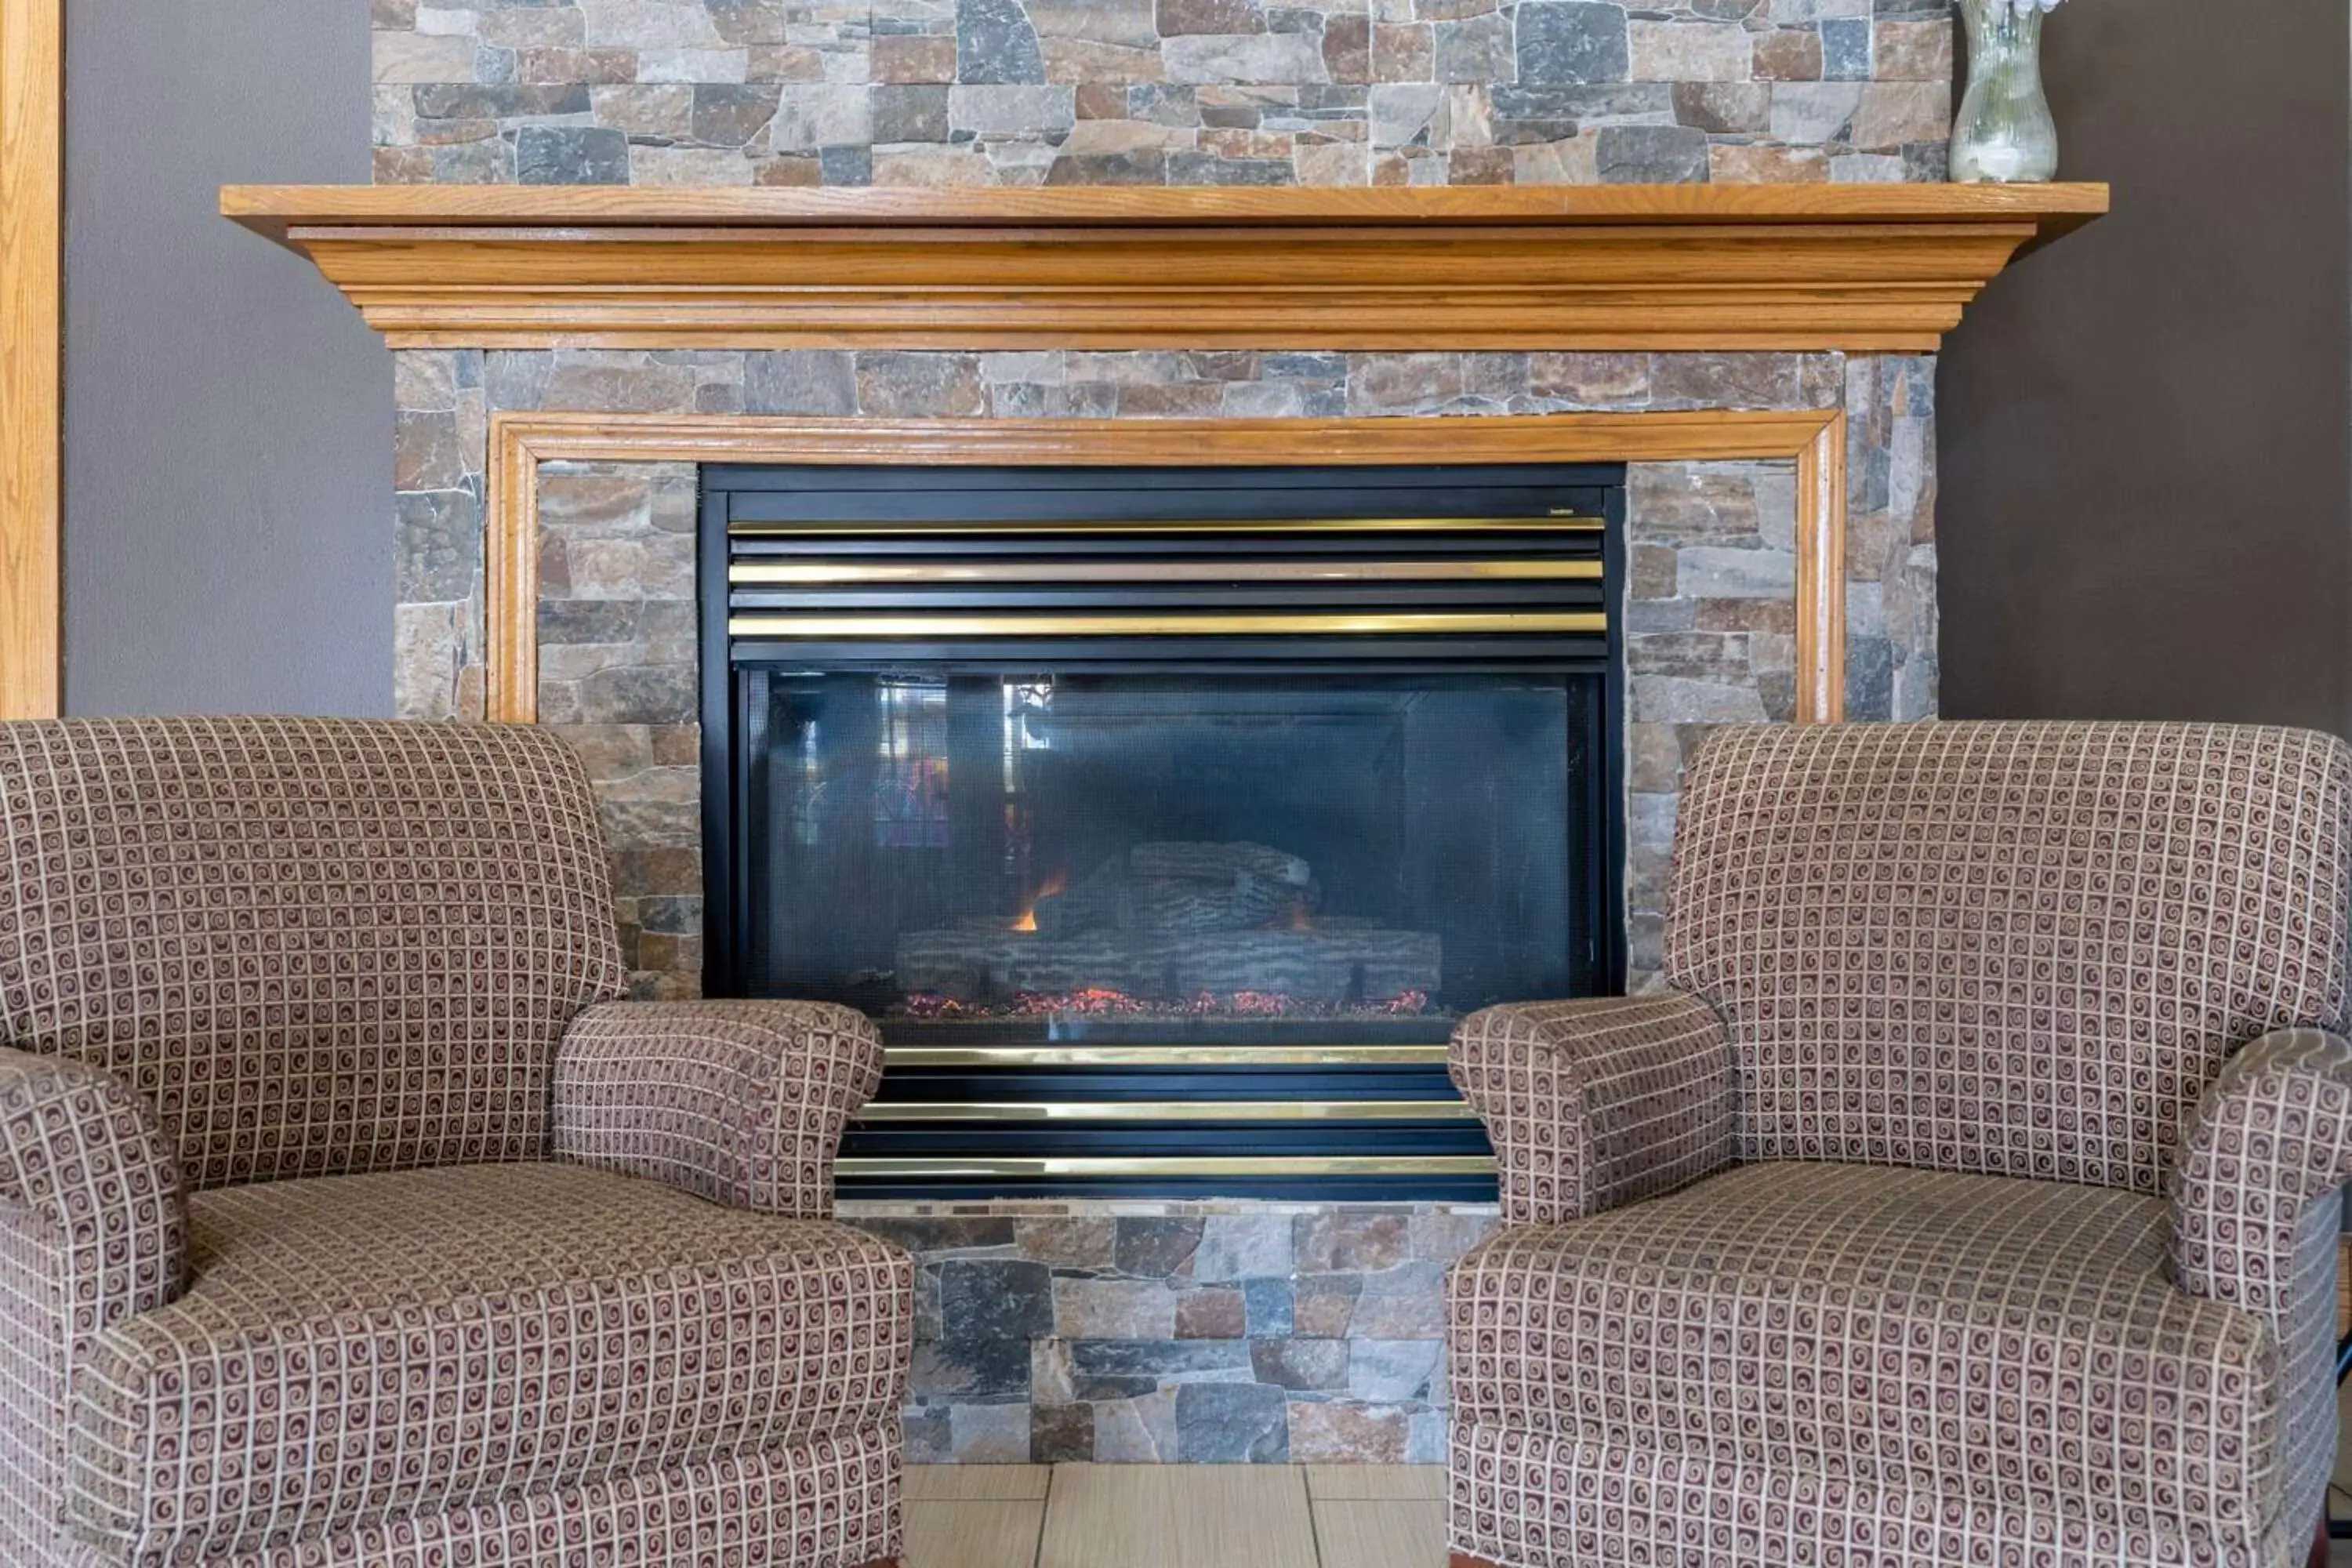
left=905, top=1463, right=1444, bottom=1568
left=906, top=1407, right=2352, bottom=1568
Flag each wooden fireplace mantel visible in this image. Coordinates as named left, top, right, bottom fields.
left=221, top=183, right=2107, bottom=353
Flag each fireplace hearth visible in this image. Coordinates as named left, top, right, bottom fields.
left=699, top=461, right=1624, bottom=1197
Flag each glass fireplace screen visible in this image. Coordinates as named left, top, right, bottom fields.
left=700, top=463, right=1624, bottom=1198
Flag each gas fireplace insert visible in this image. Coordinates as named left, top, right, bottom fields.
left=699, top=461, right=1624, bottom=1197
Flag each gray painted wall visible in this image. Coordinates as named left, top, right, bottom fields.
left=1939, top=0, right=2352, bottom=734
left=63, top=2, right=390, bottom=717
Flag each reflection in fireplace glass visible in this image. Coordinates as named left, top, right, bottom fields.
left=741, top=670, right=1595, bottom=1037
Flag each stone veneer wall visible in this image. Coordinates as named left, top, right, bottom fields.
left=845, top=1200, right=1493, bottom=1463
left=378, top=0, right=1951, bottom=1465
left=392, top=347, right=1938, bottom=997
left=371, top=0, right=1954, bottom=188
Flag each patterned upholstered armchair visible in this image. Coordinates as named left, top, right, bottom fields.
left=0, top=718, right=910, bottom=1568
left=1446, top=722, right=2352, bottom=1568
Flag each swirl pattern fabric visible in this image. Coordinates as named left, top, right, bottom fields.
left=2169, top=1026, right=2352, bottom=1548
left=0, top=717, right=907, bottom=1567
left=86, top=1432, right=899, bottom=1568
left=0, top=1051, right=189, bottom=1562
left=282, top=1432, right=898, bottom=1568
left=1448, top=721, right=2352, bottom=1568
left=0, top=718, right=630, bottom=1189
left=1447, top=1163, right=2280, bottom=1563
left=245, top=1431, right=895, bottom=1568
left=66, top=1162, right=913, bottom=1564
left=1448, top=993, right=1734, bottom=1226
left=0, top=1049, right=187, bottom=1350
left=1667, top=722, right=2352, bottom=1192
left=2171, top=1028, right=2352, bottom=1312
left=1447, top=1417, right=2314, bottom=1568
left=555, top=999, right=886, bottom=1218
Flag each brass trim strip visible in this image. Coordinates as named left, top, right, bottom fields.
left=728, top=517, right=1606, bottom=538
left=730, top=610, right=1607, bottom=638
left=731, top=558, right=1604, bottom=585
left=884, top=1044, right=1451, bottom=1067
left=837, top=1155, right=1497, bottom=1178
left=857, top=1099, right=1475, bottom=1123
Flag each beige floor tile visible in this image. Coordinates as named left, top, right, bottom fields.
left=906, top=1464, right=1053, bottom=1501
left=1310, top=1499, right=1448, bottom=1568
left=1303, top=1465, right=1446, bottom=1502
left=1040, top=1464, right=1316, bottom=1568
left=906, top=1499, right=1045, bottom=1568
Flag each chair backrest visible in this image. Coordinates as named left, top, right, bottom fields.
left=1666, top=721, right=2352, bottom=1194
left=0, top=717, right=629, bottom=1189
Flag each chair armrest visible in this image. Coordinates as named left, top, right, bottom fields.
left=553, top=1000, right=885, bottom=1218
left=1450, top=992, right=1737, bottom=1227
left=2169, top=1027, right=2352, bottom=1314
left=0, top=1047, right=187, bottom=1336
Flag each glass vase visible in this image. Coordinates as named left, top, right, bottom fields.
left=1949, top=0, right=2057, bottom=183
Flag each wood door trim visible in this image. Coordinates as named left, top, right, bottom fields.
left=0, top=0, right=60, bottom=719
left=485, top=410, right=1848, bottom=726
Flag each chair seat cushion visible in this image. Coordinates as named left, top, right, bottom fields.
left=65, top=1162, right=912, bottom=1563
left=1446, top=1163, right=2282, bottom=1540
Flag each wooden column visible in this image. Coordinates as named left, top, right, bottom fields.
left=0, top=0, right=60, bottom=719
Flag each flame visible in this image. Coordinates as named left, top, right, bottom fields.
left=1011, top=869, right=1069, bottom=934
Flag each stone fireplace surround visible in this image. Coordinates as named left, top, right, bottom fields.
left=262, top=0, right=2111, bottom=1460
left=378, top=345, right=1932, bottom=1462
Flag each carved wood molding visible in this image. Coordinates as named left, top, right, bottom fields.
left=486, top=409, right=1849, bottom=727
left=227, top=183, right=2107, bottom=354
left=0, top=0, right=60, bottom=720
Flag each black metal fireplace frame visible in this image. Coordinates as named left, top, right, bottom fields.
left=697, top=462, right=1626, bottom=1200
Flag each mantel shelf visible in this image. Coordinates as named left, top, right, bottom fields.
left=223, top=182, right=2108, bottom=353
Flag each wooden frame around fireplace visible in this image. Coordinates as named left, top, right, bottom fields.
left=485, top=407, right=1851, bottom=728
